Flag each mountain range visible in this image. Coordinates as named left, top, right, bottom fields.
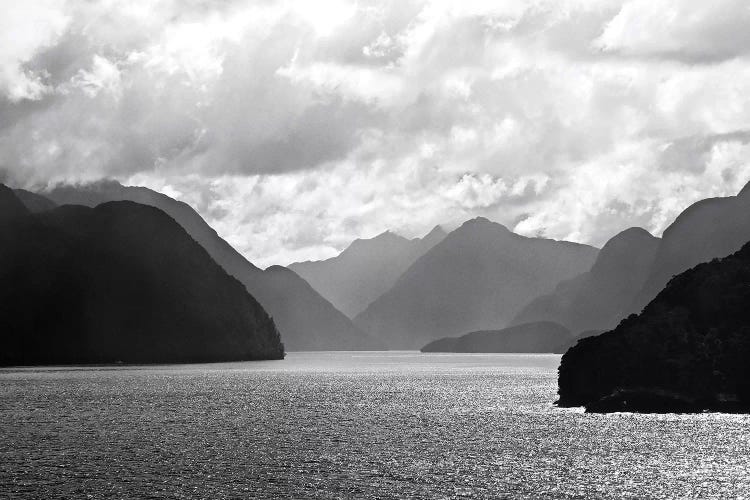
left=630, top=183, right=750, bottom=313
left=42, top=181, right=380, bottom=351
left=0, top=185, right=284, bottom=365
left=289, top=226, right=446, bottom=317
left=354, top=217, right=599, bottom=349
left=509, top=182, right=750, bottom=341
left=558, top=239, right=750, bottom=413
left=11, top=177, right=750, bottom=358
left=510, top=227, right=661, bottom=333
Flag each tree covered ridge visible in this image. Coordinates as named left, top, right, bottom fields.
left=0, top=190, right=284, bottom=365
left=558, top=239, right=750, bottom=412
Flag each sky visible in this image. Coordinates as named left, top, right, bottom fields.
left=3, top=0, right=750, bottom=267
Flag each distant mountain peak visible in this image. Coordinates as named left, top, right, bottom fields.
left=600, top=227, right=658, bottom=251
left=372, top=229, right=403, bottom=241
left=289, top=223, right=449, bottom=318
left=459, top=216, right=509, bottom=232
left=421, top=225, right=447, bottom=241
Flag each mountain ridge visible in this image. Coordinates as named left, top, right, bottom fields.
left=630, top=180, right=750, bottom=313
left=42, top=180, right=379, bottom=351
left=510, top=226, right=660, bottom=333
left=0, top=186, right=284, bottom=365
left=289, top=224, right=447, bottom=317
left=354, top=216, right=599, bottom=349
left=558, top=239, right=750, bottom=413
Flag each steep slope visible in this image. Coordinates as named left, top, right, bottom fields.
left=289, top=226, right=446, bottom=317
left=0, top=188, right=284, bottom=365
left=43, top=181, right=376, bottom=351
left=258, top=266, right=382, bottom=350
left=354, top=217, right=598, bottom=349
left=12, top=188, right=57, bottom=213
left=0, top=184, right=28, bottom=221
left=558, top=240, right=750, bottom=413
left=420, top=322, right=572, bottom=353
left=630, top=181, right=750, bottom=313
left=511, top=228, right=660, bottom=333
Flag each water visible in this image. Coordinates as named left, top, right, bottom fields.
left=1, top=352, right=749, bottom=499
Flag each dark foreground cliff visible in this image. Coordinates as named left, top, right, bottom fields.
left=0, top=187, right=284, bottom=365
left=558, top=241, right=750, bottom=413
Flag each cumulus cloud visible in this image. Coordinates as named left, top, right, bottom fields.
left=2, top=0, right=750, bottom=265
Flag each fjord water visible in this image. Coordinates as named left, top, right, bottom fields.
left=2, top=353, right=749, bottom=498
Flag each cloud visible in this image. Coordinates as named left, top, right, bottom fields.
left=595, top=0, right=750, bottom=63
left=2, top=0, right=750, bottom=265
left=0, top=0, right=69, bottom=101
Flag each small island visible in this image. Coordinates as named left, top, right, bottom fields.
left=421, top=321, right=573, bottom=353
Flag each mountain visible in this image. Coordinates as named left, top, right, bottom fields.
left=552, top=330, right=604, bottom=354
left=558, top=240, right=750, bottom=413
left=630, top=182, right=750, bottom=313
left=43, top=181, right=378, bottom=351
left=0, top=184, right=28, bottom=221
left=354, top=217, right=599, bottom=349
left=289, top=226, right=446, bottom=317
left=0, top=187, right=284, bottom=365
left=420, top=321, right=572, bottom=353
left=12, top=188, right=57, bottom=213
left=511, top=227, right=660, bottom=333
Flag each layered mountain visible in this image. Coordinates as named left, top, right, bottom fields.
left=354, top=217, right=599, bottom=349
left=0, top=186, right=284, bottom=365
left=630, top=182, right=750, bottom=313
left=43, top=181, right=379, bottom=351
left=511, top=227, right=660, bottom=333
left=289, top=226, right=446, bottom=317
left=420, top=321, right=572, bottom=353
left=12, top=188, right=57, bottom=213
left=558, top=240, right=750, bottom=413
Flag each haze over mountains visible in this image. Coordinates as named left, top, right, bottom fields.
left=8, top=177, right=750, bottom=359
left=511, top=227, right=661, bottom=333
left=289, top=226, right=446, bottom=317
left=43, top=181, right=379, bottom=351
left=354, top=217, right=599, bottom=349
left=559, top=239, right=750, bottom=413
left=630, top=183, right=750, bottom=313
left=0, top=185, right=284, bottom=365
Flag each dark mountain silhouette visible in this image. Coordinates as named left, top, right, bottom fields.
left=0, top=187, right=284, bottom=365
left=511, top=227, right=660, bottom=333
left=354, top=217, right=598, bottom=349
left=630, top=182, right=750, bottom=313
left=43, top=181, right=378, bottom=351
left=558, top=241, right=750, bottom=413
left=552, top=330, right=604, bottom=354
left=0, top=184, right=28, bottom=221
left=289, top=226, right=446, bottom=317
left=420, top=321, right=572, bottom=353
left=12, top=188, right=57, bottom=213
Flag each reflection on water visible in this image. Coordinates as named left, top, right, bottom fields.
left=1, top=352, right=749, bottom=498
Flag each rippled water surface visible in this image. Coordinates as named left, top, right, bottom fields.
left=2, top=352, right=750, bottom=498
